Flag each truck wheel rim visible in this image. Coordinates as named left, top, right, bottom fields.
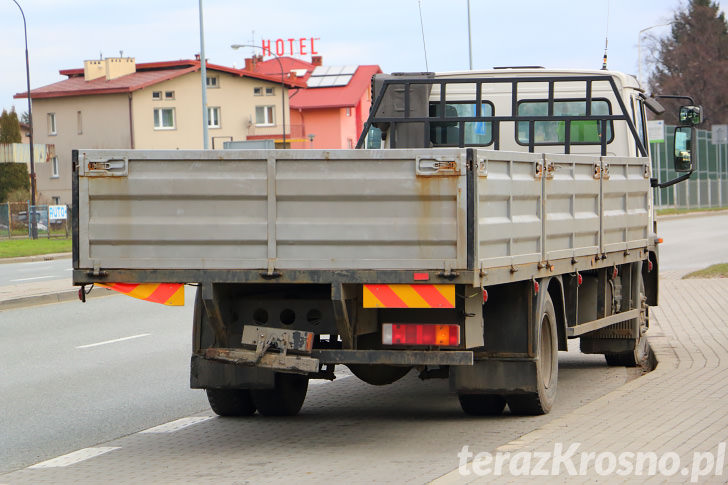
left=540, top=315, right=554, bottom=388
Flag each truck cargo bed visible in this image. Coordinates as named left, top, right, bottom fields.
left=73, top=148, right=650, bottom=286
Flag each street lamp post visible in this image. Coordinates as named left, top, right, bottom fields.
left=11, top=0, right=37, bottom=239
left=198, top=0, right=209, bottom=149
left=231, top=44, right=287, bottom=148
left=638, top=22, right=674, bottom=87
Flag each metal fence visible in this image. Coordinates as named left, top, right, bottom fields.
left=0, top=202, right=70, bottom=239
left=651, top=126, right=728, bottom=209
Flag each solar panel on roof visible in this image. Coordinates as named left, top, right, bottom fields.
left=333, top=75, right=352, bottom=85
left=307, top=65, right=357, bottom=88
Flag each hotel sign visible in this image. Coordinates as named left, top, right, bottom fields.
left=261, top=37, right=320, bottom=57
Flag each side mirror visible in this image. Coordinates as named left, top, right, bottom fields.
left=673, top=126, right=694, bottom=172
left=679, top=105, right=703, bottom=126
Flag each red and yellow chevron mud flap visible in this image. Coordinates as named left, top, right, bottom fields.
left=362, top=284, right=455, bottom=309
left=97, top=283, right=185, bottom=306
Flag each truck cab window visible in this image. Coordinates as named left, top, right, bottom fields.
left=516, top=99, right=612, bottom=145
left=633, top=97, right=647, bottom=154
left=429, top=102, right=493, bottom=146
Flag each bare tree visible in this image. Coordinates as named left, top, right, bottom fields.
left=648, top=0, right=728, bottom=127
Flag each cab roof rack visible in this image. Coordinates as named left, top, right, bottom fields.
left=493, top=66, right=545, bottom=69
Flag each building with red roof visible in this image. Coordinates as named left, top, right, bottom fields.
left=14, top=56, right=305, bottom=204
left=248, top=55, right=381, bottom=149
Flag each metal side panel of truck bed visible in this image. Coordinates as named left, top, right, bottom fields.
left=75, top=148, right=469, bottom=272
left=74, top=147, right=650, bottom=286
left=474, top=149, right=651, bottom=274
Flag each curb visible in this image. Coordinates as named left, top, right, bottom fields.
left=0, top=252, right=72, bottom=265
left=0, top=287, right=111, bottom=312
left=656, top=208, right=728, bottom=221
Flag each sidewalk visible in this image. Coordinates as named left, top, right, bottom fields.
left=435, top=274, right=728, bottom=483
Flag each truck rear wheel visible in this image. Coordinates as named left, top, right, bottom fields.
left=507, top=293, right=558, bottom=415
left=251, top=373, right=309, bottom=416
left=206, top=389, right=256, bottom=417
left=458, top=394, right=506, bottom=416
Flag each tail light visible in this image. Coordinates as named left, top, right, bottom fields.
left=382, top=324, right=460, bottom=346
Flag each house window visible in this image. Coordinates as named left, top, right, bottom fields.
left=77, top=111, right=83, bottom=134
left=255, top=106, right=275, bottom=126
left=48, top=113, right=57, bottom=135
left=265, top=87, right=275, bottom=96
left=152, top=91, right=162, bottom=100
left=206, top=75, right=219, bottom=88
left=253, top=87, right=263, bottom=96
left=208, top=107, right=220, bottom=128
left=51, top=156, right=59, bottom=178
left=153, top=108, right=175, bottom=129
left=51, top=196, right=60, bottom=205
left=164, top=91, right=175, bottom=99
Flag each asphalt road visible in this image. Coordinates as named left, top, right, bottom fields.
left=656, top=212, right=728, bottom=272
left=0, top=286, right=208, bottom=474
left=0, top=257, right=72, bottom=286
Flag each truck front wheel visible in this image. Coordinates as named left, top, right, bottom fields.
left=507, top=293, right=558, bottom=415
left=206, top=389, right=256, bottom=417
left=251, top=373, right=309, bottom=416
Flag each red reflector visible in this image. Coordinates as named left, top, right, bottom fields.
left=483, top=289, right=488, bottom=303
left=533, top=281, right=539, bottom=295
left=413, top=272, right=430, bottom=281
left=612, top=267, right=618, bottom=279
left=382, top=324, right=460, bottom=346
left=577, top=273, right=583, bottom=286
left=648, top=260, right=654, bottom=272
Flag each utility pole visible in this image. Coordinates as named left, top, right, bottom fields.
left=12, top=0, right=37, bottom=238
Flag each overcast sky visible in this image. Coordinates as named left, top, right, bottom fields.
left=1, top=0, right=724, bottom=114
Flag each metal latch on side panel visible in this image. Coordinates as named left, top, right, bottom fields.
left=534, top=159, right=544, bottom=179
left=602, top=162, right=610, bottom=180
left=83, top=155, right=129, bottom=177
left=416, top=156, right=459, bottom=176
left=477, top=154, right=488, bottom=177
left=593, top=162, right=601, bottom=179
left=545, top=160, right=555, bottom=179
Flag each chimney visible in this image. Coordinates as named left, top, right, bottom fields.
left=311, top=56, right=323, bottom=66
left=104, top=57, right=136, bottom=80
left=245, top=57, right=254, bottom=71
left=84, top=57, right=136, bottom=81
left=83, top=60, right=105, bottom=81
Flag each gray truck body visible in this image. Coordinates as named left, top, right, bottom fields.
left=74, top=148, right=649, bottom=285
left=72, top=68, right=669, bottom=417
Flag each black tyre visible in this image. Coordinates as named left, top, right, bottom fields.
left=347, top=364, right=411, bottom=385
left=458, top=394, right=507, bottom=416
left=507, top=294, right=558, bottom=415
left=206, top=389, right=256, bottom=417
left=251, top=373, right=309, bottom=416
left=605, top=276, right=648, bottom=367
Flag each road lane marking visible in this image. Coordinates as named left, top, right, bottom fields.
left=28, top=447, right=121, bottom=468
left=10, top=275, right=55, bottom=282
left=140, top=416, right=214, bottom=433
left=76, top=333, right=151, bottom=349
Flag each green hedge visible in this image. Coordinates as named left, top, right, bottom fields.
left=0, top=163, right=30, bottom=202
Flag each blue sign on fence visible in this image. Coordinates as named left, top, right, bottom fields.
left=49, top=205, right=67, bottom=220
